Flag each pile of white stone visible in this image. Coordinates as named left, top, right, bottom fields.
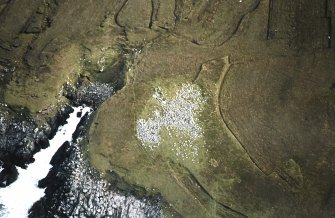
left=136, top=83, right=206, bottom=163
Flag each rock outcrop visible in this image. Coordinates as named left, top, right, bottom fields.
left=29, top=107, right=162, bottom=218
left=0, top=0, right=334, bottom=217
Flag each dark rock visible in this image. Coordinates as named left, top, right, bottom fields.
left=30, top=109, right=161, bottom=218
left=0, top=164, right=18, bottom=187
left=47, top=105, right=74, bottom=139
left=0, top=104, right=79, bottom=187
left=31, top=141, right=162, bottom=218
left=71, top=112, right=90, bottom=142
left=0, top=0, right=332, bottom=216
left=28, top=198, right=50, bottom=218
left=64, top=79, right=114, bottom=109
left=0, top=106, right=37, bottom=169
left=49, top=141, right=70, bottom=166
left=35, top=131, right=50, bottom=150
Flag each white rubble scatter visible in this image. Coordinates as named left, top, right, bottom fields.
left=136, top=83, right=206, bottom=163
left=137, top=119, right=161, bottom=146
left=0, top=106, right=92, bottom=218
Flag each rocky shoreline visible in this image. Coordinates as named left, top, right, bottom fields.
left=29, top=105, right=162, bottom=217
left=0, top=105, right=47, bottom=187
left=0, top=101, right=78, bottom=188
left=0, top=0, right=334, bottom=216
left=0, top=79, right=164, bottom=217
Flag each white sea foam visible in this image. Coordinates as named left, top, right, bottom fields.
left=0, top=106, right=91, bottom=218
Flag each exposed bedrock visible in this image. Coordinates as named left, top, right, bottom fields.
left=0, top=0, right=334, bottom=217
left=29, top=106, right=162, bottom=218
